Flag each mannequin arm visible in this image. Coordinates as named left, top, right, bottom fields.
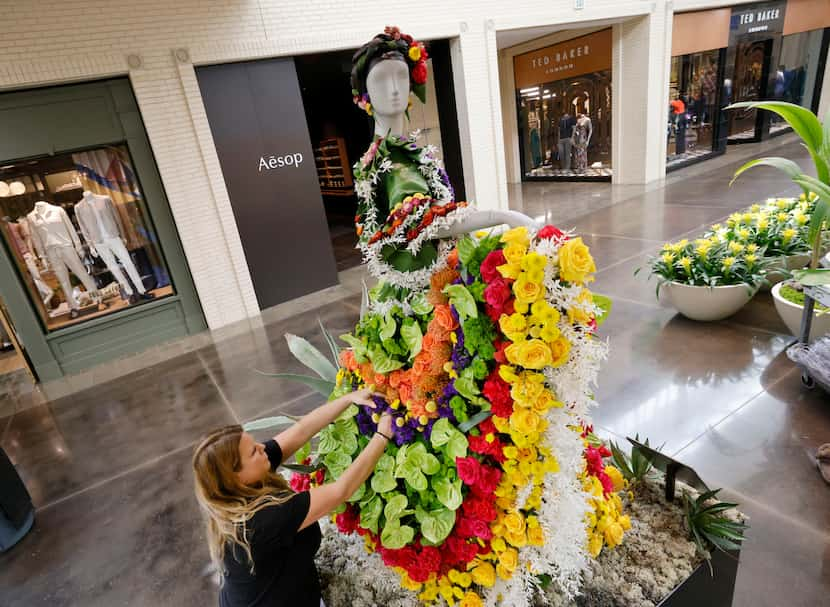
left=75, top=205, right=96, bottom=256
left=60, top=208, right=83, bottom=252
left=104, top=196, right=127, bottom=243
left=433, top=210, right=539, bottom=239
left=28, top=217, right=47, bottom=262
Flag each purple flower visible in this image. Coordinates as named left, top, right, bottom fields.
left=438, top=380, right=458, bottom=405
left=356, top=406, right=376, bottom=437
left=394, top=419, right=417, bottom=446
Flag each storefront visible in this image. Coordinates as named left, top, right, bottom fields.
left=514, top=29, right=613, bottom=181
left=667, top=0, right=830, bottom=171
left=0, top=80, right=205, bottom=381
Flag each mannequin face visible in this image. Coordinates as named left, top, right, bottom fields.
left=366, top=58, right=410, bottom=118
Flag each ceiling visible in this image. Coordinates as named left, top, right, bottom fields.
left=496, top=17, right=623, bottom=50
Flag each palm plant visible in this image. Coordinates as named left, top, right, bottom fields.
left=727, top=101, right=829, bottom=286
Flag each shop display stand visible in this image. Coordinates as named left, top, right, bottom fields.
left=314, top=137, right=354, bottom=197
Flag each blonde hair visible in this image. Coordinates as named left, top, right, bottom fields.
left=192, top=425, right=294, bottom=576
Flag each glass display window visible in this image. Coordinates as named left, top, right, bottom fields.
left=517, top=69, right=612, bottom=179
left=769, top=28, right=825, bottom=133
left=0, top=144, right=174, bottom=332
left=667, top=48, right=721, bottom=165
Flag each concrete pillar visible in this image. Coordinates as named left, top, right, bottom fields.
left=612, top=4, right=671, bottom=184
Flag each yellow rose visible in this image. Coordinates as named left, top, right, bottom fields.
left=497, top=262, right=521, bottom=280
left=498, top=365, right=519, bottom=383
left=532, top=391, right=560, bottom=414
left=521, top=252, right=547, bottom=273
left=459, top=591, right=484, bottom=607
left=513, top=275, right=544, bottom=304
left=549, top=336, right=571, bottom=367
left=517, top=339, right=553, bottom=369
left=528, top=524, right=545, bottom=546
left=504, top=342, right=524, bottom=367
left=408, top=45, right=422, bottom=61
left=558, top=237, right=596, bottom=283
left=525, top=267, right=545, bottom=284
left=496, top=564, right=514, bottom=580
left=506, top=529, right=527, bottom=547
left=491, top=537, right=507, bottom=553
left=498, top=547, right=519, bottom=572
left=619, top=515, right=631, bottom=530
left=503, top=242, right=527, bottom=266
left=604, top=465, right=625, bottom=492
left=510, top=408, right=541, bottom=434
left=603, top=521, right=624, bottom=547
left=588, top=533, right=603, bottom=557
left=503, top=512, right=526, bottom=535
left=500, top=226, right=530, bottom=248
left=499, top=313, right=527, bottom=342
left=470, top=561, right=496, bottom=587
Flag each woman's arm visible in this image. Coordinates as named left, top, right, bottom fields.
left=275, top=388, right=378, bottom=461
left=299, top=413, right=393, bottom=530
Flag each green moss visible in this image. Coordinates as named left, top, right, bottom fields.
left=780, top=285, right=829, bottom=311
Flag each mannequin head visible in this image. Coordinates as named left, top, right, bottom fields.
left=366, top=57, right=410, bottom=119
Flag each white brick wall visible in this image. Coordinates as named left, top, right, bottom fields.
left=0, top=1, right=825, bottom=328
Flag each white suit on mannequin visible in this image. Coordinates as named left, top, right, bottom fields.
left=365, top=59, right=538, bottom=237
left=27, top=201, right=100, bottom=317
left=74, top=191, right=151, bottom=302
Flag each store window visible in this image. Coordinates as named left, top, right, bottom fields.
left=0, top=144, right=174, bottom=332
left=769, top=28, right=826, bottom=133
left=667, top=49, right=722, bottom=165
left=514, top=29, right=613, bottom=180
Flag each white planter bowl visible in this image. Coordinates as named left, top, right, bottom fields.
left=662, top=281, right=757, bottom=321
left=771, top=282, right=830, bottom=341
left=761, top=253, right=811, bottom=291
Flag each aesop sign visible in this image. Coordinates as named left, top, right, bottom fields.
left=197, top=58, right=338, bottom=309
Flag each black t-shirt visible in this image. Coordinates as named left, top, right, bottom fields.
left=219, top=439, right=322, bottom=607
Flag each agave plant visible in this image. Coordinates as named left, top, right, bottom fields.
left=609, top=436, right=658, bottom=483
left=244, top=319, right=344, bottom=471
left=682, top=488, right=748, bottom=574
left=727, top=101, right=830, bottom=286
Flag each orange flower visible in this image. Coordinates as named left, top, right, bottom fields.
left=447, top=248, right=459, bottom=269
left=431, top=267, right=460, bottom=292
left=374, top=373, right=387, bottom=386
left=422, top=333, right=437, bottom=352
left=427, top=322, right=451, bottom=342
left=398, top=382, right=414, bottom=404
left=434, top=305, right=458, bottom=332
left=413, top=355, right=431, bottom=377
left=339, top=349, right=358, bottom=371
left=389, top=370, right=406, bottom=388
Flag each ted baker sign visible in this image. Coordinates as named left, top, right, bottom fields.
left=731, top=2, right=785, bottom=36
left=514, top=28, right=612, bottom=90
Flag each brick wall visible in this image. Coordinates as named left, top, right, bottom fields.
left=0, top=1, right=824, bottom=328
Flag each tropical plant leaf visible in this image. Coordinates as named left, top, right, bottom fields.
left=458, top=409, right=492, bottom=433
left=726, top=101, right=826, bottom=179
left=282, top=462, right=323, bottom=473
left=792, top=268, right=830, bottom=285
left=285, top=333, right=338, bottom=381
left=730, top=156, right=803, bottom=186
left=241, top=415, right=297, bottom=432
left=318, top=318, right=340, bottom=366
left=254, top=371, right=335, bottom=397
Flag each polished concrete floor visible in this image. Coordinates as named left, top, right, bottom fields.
left=2, top=135, right=829, bottom=606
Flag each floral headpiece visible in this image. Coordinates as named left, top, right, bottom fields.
left=351, top=26, right=428, bottom=115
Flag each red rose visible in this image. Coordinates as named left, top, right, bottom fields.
left=336, top=506, right=359, bottom=534
left=412, top=61, right=427, bottom=84
left=484, top=277, right=511, bottom=312
left=493, top=339, right=510, bottom=364
left=290, top=472, right=310, bottom=492
left=463, top=496, right=497, bottom=522
left=480, top=249, right=506, bottom=283
left=458, top=516, right=493, bottom=540
left=538, top=224, right=564, bottom=240
left=456, top=456, right=481, bottom=487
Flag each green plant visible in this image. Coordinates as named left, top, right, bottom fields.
left=780, top=283, right=829, bottom=312
left=728, top=101, right=830, bottom=287
left=682, top=488, right=748, bottom=574
left=609, top=436, right=657, bottom=483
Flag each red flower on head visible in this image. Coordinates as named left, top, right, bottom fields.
left=538, top=224, right=565, bottom=240
left=481, top=249, right=506, bottom=283
left=412, top=61, right=428, bottom=84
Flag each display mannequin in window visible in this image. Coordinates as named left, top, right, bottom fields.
left=557, top=112, right=576, bottom=171
left=74, top=191, right=153, bottom=304
left=3, top=217, right=53, bottom=306
left=27, top=200, right=101, bottom=319
left=573, top=113, right=593, bottom=172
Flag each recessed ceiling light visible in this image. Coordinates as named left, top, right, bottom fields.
left=0, top=181, right=8, bottom=197
left=9, top=181, right=25, bottom=196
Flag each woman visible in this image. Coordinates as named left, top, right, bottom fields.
left=193, top=388, right=393, bottom=607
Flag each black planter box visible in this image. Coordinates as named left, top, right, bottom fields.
left=657, top=547, right=740, bottom=607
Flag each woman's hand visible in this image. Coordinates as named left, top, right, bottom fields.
left=377, top=411, right=394, bottom=439
left=349, top=387, right=384, bottom=408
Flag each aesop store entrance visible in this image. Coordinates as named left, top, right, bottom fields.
left=0, top=80, right=205, bottom=381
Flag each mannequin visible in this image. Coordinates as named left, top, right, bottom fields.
left=27, top=201, right=101, bottom=319
left=74, top=191, right=152, bottom=304
left=363, top=54, right=537, bottom=239
left=558, top=112, right=576, bottom=171
left=4, top=217, right=53, bottom=305
left=573, top=113, right=593, bottom=172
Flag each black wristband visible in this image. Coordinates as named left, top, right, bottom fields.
left=375, top=430, right=392, bottom=441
